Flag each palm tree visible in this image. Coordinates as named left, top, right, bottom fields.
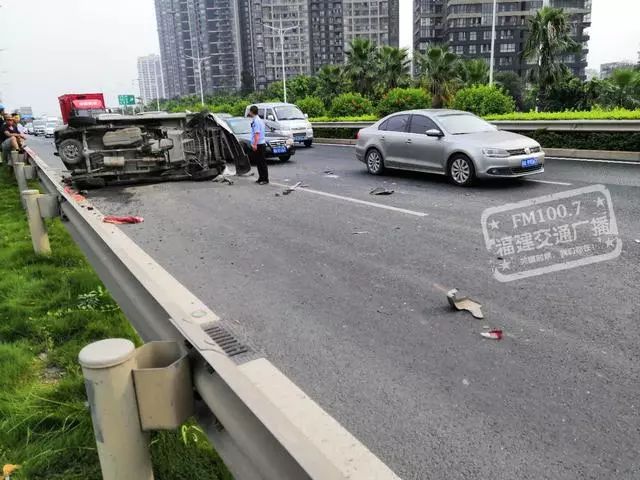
left=523, top=6, right=578, bottom=106
left=344, top=38, right=378, bottom=97
left=316, top=65, right=346, bottom=103
left=375, top=46, right=411, bottom=92
left=457, top=59, right=489, bottom=86
left=604, top=68, right=640, bottom=109
left=415, top=45, right=459, bottom=108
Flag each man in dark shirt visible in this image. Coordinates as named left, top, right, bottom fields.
left=2, top=115, right=25, bottom=155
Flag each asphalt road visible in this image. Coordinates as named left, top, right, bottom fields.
left=30, top=136, right=639, bottom=479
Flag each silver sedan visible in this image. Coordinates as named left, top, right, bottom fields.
left=355, top=109, right=545, bottom=186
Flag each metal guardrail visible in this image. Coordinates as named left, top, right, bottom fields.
left=14, top=147, right=400, bottom=480
left=312, top=119, right=640, bottom=132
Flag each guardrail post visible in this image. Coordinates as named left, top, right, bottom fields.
left=13, top=162, right=28, bottom=208
left=21, top=189, right=51, bottom=255
left=9, top=150, right=19, bottom=167
left=79, top=338, right=154, bottom=480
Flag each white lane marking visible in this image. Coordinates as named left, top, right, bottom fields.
left=525, top=179, right=573, bottom=186
left=546, top=156, right=640, bottom=165
left=271, top=182, right=428, bottom=217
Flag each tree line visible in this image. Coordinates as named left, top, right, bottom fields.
left=161, top=6, right=640, bottom=118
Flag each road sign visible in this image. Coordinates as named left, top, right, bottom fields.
left=118, top=95, right=135, bottom=106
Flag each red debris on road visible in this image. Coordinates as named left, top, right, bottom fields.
left=480, top=329, right=503, bottom=340
left=103, top=215, right=144, bottom=225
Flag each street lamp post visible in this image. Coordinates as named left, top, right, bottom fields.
left=185, top=55, right=213, bottom=106
left=489, top=0, right=498, bottom=85
left=132, top=78, right=142, bottom=114
left=263, top=23, right=297, bottom=103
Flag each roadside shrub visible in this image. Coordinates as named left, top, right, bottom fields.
left=229, top=101, right=247, bottom=117
left=330, top=93, right=374, bottom=117
left=523, top=130, right=640, bottom=152
left=309, top=114, right=378, bottom=122
left=297, top=96, right=326, bottom=118
left=452, top=85, right=515, bottom=116
left=485, top=108, right=640, bottom=121
left=377, top=88, right=431, bottom=117
left=209, top=103, right=234, bottom=114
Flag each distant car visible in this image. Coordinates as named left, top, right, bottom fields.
left=244, top=102, right=314, bottom=147
left=220, top=116, right=295, bottom=161
left=26, top=123, right=34, bottom=135
left=44, top=121, right=61, bottom=138
left=33, top=119, right=46, bottom=136
left=356, top=109, right=545, bottom=186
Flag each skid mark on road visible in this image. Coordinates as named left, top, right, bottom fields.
left=271, top=182, right=429, bottom=217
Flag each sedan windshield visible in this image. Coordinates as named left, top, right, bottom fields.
left=225, top=118, right=252, bottom=134
left=275, top=106, right=305, bottom=120
left=438, top=114, right=495, bottom=135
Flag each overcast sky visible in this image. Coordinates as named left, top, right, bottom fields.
left=1, top=0, right=638, bottom=116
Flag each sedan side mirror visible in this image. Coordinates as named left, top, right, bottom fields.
left=426, top=129, right=443, bottom=137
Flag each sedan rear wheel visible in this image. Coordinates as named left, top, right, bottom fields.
left=366, top=149, right=384, bottom=175
left=448, top=155, right=475, bottom=186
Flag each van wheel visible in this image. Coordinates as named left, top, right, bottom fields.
left=448, top=154, right=475, bottom=186
left=304, top=139, right=313, bottom=147
left=58, top=139, right=84, bottom=165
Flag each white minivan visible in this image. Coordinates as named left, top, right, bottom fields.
left=244, top=102, right=314, bottom=147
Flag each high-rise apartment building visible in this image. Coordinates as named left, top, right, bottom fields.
left=600, top=61, right=635, bottom=79
left=137, top=54, right=165, bottom=104
left=155, top=0, right=243, bottom=98
left=414, top=0, right=592, bottom=79
left=156, top=0, right=400, bottom=95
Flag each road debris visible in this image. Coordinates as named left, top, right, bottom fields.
left=370, top=187, right=394, bottom=195
left=352, top=231, right=369, bottom=235
left=447, top=288, right=484, bottom=319
left=213, top=176, right=234, bottom=185
left=325, top=174, right=340, bottom=178
left=63, top=185, right=87, bottom=203
left=635, top=239, right=640, bottom=243
left=324, top=169, right=335, bottom=174
left=103, top=215, right=144, bottom=225
left=480, top=329, right=503, bottom=340
left=274, top=193, right=281, bottom=197
left=462, top=378, right=470, bottom=386
left=282, top=181, right=306, bottom=195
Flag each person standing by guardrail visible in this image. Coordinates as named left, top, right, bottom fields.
left=248, top=105, right=269, bottom=185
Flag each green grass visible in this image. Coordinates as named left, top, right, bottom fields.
left=0, top=167, right=232, bottom=479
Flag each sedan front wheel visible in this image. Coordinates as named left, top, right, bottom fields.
left=366, top=148, right=384, bottom=175
left=448, top=155, right=475, bottom=186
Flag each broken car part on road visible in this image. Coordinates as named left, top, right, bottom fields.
left=370, top=187, right=394, bottom=195
left=447, top=288, right=484, bottom=319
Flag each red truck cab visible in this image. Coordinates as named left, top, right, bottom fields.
left=58, top=93, right=106, bottom=126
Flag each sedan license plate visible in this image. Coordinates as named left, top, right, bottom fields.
left=272, top=146, right=287, bottom=154
left=294, top=135, right=305, bottom=142
left=521, top=158, right=538, bottom=168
